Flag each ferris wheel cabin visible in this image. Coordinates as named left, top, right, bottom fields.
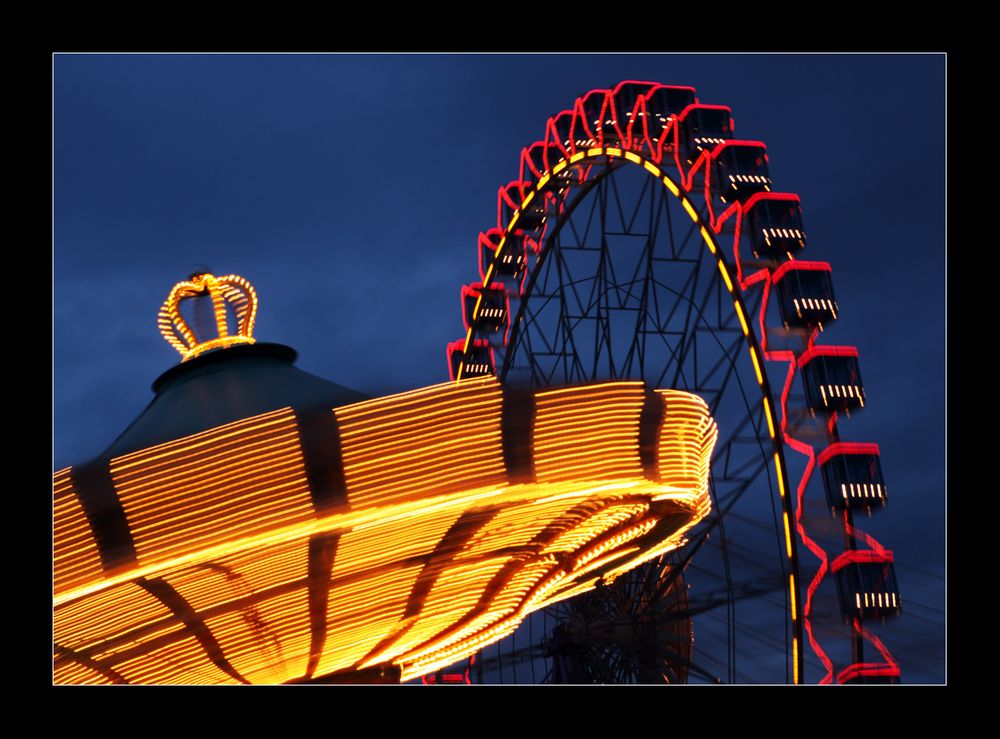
left=608, top=80, right=657, bottom=145
left=711, top=141, right=772, bottom=204
left=499, top=181, right=547, bottom=233
left=447, top=338, right=496, bottom=380
left=743, top=193, right=806, bottom=261
left=818, top=443, right=888, bottom=513
left=548, top=110, right=576, bottom=160
left=831, top=550, right=901, bottom=622
left=798, top=346, right=866, bottom=414
left=574, top=89, right=610, bottom=148
left=772, top=262, right=838, bottom=330
left=521, top=142, right=563, bottom=184
left=677, top=104, right=735, bottom=165
left=478, top=229, right=528, bottom=288
left=462, top=282, right=510, bottom=338
left=633, top=84, right=698, bottom=153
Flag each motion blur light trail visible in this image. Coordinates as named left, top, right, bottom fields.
left=55, top=372, right=718, bottom=683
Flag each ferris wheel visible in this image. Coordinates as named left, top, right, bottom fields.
left=443, top=81, right=902, bottom=684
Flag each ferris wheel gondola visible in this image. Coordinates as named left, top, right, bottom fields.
left=448, top=80, right=902, bottom=684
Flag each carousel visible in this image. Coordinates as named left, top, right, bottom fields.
left=53, top=272, right=717, bottom=684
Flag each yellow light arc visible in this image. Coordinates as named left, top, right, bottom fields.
left=456, top=146, right=803, bottom=683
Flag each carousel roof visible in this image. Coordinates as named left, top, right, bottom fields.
left=98, top=343, right=368, bottom=461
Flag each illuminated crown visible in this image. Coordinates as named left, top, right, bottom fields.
left=158, top=272, right=258, bottom=361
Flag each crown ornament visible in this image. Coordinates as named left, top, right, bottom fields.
left=158, top=272, right=258, bottom=361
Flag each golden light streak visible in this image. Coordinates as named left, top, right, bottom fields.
left=662, top=176, right=680, bottom=197
left=54, top=378, right=718, bottom=684
left=571, top=520, right=656, bottom=570
left=783, top=511, right=793, bottom=559
left=113, top=411, right=314, bottom=567
left=587, top=147, right=604, bottom=157
left=396, top=558, right=556, bottom=667
left=624, top=151, right=642, bottom=164
left=643, top=161, right=661, bottom=177
left=605, top=528, right=701, bottom=582
left=789, top=574, right=797, bottom=621
left=55, top=582, right=173, bottom=654
left=544, top=503, right=649, bottom=557
left=734, top=300, right=750, bottom=336
left=569, top=151, right=586, bottom=163
left=112, top=408, right=295, bottom=471
left=793, top=637, right=800, bottom=684
left=456, top=325, right=474, bottom=381
left=775, top=453, right=786, bottom=499
left=656, top=391, right=716, bottom=521
left=763, top=399, right=776, bottom=439
left=53, top=470, right=105, bottom=593
left=54, top=662, right=116, bottom=685
left=682, top=198, right=698, bottom=221
left=335, top=510, right=462, bottom=577
left=749, top=345, right=764, bottom=384
left=718, top=259, right=734, bottom=293
left=535, top=576, right=601, bottom=609
left=315, top=563, right=424, bottom=677
left=115, top=634, right=242, bottom=685
left=530, top=481, right=644, bottom=506
left=203, top=587, right=310, bottom=683
left=570, top=545, right=641, bottom=582
left=700, top=226, right=717, bottom=254
left=402, top=563, right=572, bottom=677
left=606, top=147, right=623, bottom=158
left=117, top=436, right=305, bottom=508
left=472, top=292, right=483, bottom=323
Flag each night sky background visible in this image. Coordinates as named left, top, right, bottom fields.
left=53, top=53, right=946, bottom=683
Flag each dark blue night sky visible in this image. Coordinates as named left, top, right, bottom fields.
left=53, top=53, right=946, bottom=682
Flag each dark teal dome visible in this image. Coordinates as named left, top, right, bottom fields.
left=94, top=343, right=368, bottom=461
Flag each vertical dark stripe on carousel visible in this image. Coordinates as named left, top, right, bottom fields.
left=294, top=406, right=349, bottom=515
left=402, top=508, right=500, bottom=619
left=70, top=461, right=138, bottom=574
left=304, top=532, right=339, bottom=680
left=353, top=508, right=500, bottom=670
left=501, top=387, right=536, bottom=484
left=137, top=577, right=251, bottom=684
left=639, top=389, right=665, bottom=481
left=54, top=644, right=129, bottom=684
left=441, top=501, right=600, bottom=639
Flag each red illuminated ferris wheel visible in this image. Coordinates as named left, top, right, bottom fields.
left=445, top=81, right=901, bottom=684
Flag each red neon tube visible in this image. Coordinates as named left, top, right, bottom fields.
left=817, top=442, right=881, bottom=466
left=709, top=139, right=768, bottom=158
left=797, top=345, right=859, bottom=368
left=676, top=103, right=733, bottom=124
left=837, top=662, right=900, bottom=683
left=771, top=260, right=831, bottom=283
left=740, top=191, right=801, bottom=212
left=829, top=548, right=894, bottom=573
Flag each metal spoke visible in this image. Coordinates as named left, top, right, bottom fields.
left=471, top=155, right=791, bottom=685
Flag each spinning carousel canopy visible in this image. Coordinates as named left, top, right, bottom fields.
left=54, top=273, right=718, bottom=684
